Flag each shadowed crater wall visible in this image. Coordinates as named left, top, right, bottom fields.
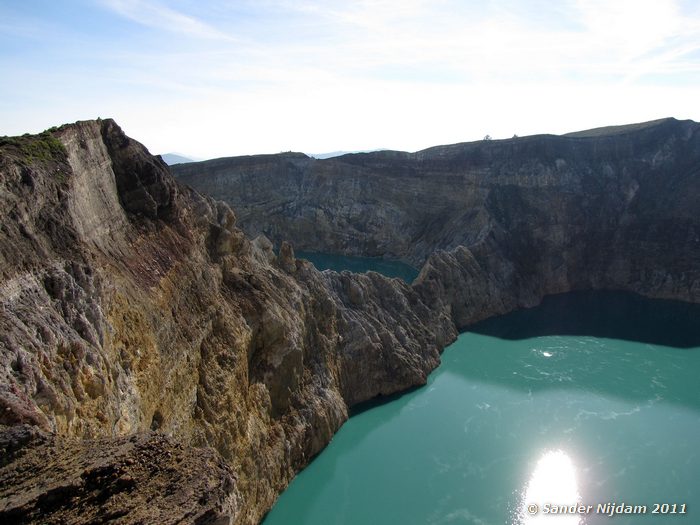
left=174, top=117, right=700, bottom=326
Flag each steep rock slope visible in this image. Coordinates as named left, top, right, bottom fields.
left=173, top=117, right=700, bottom=322
left=0, top=121, right=455, bottom=524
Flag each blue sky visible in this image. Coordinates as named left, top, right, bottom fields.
left=1, top=0, right=699, bottom=158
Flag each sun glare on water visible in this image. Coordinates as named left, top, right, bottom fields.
left=518, top=450, right=583, bottom=525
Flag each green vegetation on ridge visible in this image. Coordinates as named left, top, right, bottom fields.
left=0, top=128, right=67, bottom=164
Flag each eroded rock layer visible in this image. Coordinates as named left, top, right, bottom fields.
left=2, top=117, right=699, bottom=524
left=0, top=121, right=454, bottom=524
left=0, top=425, right=238, bottom=524
left=174, top=117, right=700, bottom=320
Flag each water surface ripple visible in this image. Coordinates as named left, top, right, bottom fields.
left=264, top=261, right=700, bottom=525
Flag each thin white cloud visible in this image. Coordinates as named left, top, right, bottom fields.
left=99, top=0, right=236, bottom=41
left=227, top=0, right=700, bottom=85
left=574, top=0, right=681, bottom=54
left=82, top=0, right=700, bottom=157
left=89, top=0, right=700, bottom=92
left=3, top=0, right=700, bottom=157
left=0, top=17, right=58, bottom=40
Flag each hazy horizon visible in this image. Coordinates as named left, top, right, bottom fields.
left=2, top=1, right=699, bottom=159
left=162, top=116, right=688, bottom=162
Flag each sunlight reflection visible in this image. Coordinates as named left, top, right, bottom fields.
left=518, top=450, right=583, bottom=525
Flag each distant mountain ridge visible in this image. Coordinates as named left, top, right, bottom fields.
left=306, top=149, right=384, bottom=159
left=160, top=152, right=195, bottom=165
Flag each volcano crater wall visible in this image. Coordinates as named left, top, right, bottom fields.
left=174, top=117, right=700, bottom=313
left=1, top=117, right=699, bottom=524
left=0, top=120, right=455, bottom=524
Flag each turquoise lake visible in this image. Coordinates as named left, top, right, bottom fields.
left=264, top=255, right=700, bottom=525
left=296, top=251, right=419, bottom=283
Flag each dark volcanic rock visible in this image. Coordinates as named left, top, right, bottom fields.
left=0, top=120, right=454, bottom=524
left=101, top=119, right=178, bottom=220
left=2, top=116, right=699, bottom=524
left=173, top=117, right=700, bottom=324
left=0, top=425, right=239, bottom=524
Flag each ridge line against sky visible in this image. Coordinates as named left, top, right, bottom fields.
left=1, top=0, right=700, bottom=159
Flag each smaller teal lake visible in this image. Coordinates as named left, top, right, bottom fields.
left=296, top=251, right=419, bottom=283
left=263, top=255, right=700, bottom=525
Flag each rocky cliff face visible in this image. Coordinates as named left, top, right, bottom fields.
left=174, top=117, right=700, bottom=326
left=2, top=117, right=698, bottom=523
left=0, top=120, right=455, bottom=523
